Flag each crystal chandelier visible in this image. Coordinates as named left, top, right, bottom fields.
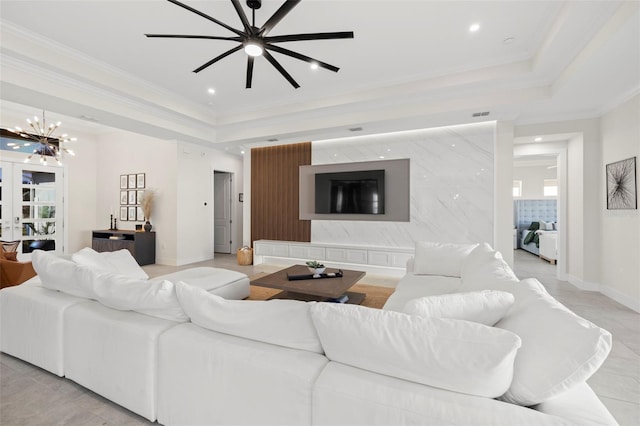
left=7, top=110, right=77, bottom=165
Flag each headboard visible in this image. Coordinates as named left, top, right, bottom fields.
left=514, top=199, right=557, bottom=231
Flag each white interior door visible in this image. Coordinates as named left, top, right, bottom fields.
left=214, top=171, right=232, bottom=253
left=0, top=161, right=64, bottom=259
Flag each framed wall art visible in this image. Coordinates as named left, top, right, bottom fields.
left=128, top=190, right=137, bottom=205
left=120, top=191, right=127, bottom=205
left=128, top=206, right=137, bottom=221
left=137, top=173, right=146, bottom=189
left=128, top=174, right=136, bottom=189
left=120, top=207, right=128, bottom=221
left=120, top=175, right=128, bottom=189
left=606, top=156, right=637, bottom=209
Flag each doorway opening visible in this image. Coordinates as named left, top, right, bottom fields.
left=213, top=171, right=233, bottom=254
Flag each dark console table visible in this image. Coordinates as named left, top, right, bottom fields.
left=92, top=230, right=156, bottom=266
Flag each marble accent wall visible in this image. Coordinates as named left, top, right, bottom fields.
left=311, top=122, right=495, bottom=248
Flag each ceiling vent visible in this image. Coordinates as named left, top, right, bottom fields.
left=472, top=111, right=490, bottom=117
left=348, top=127, right=363, bottom=132
left=267, top=138, right=278, bottom=142
left=79, top=115, right=99, bottom=122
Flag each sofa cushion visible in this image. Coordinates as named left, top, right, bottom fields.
left=403, top=290, right=514, bottom=326
left=72, top=247, right=148, bottom=280
left=175, top=282, right=322, bottom=354
left=32, top=250, right=95, bottom=299
left=413, top=242, right=477, bottom=277
left=496, top=279, right=612, bottom=406
left=460, top=243, right=519, bottom=291
left=90, top=271, right=187, bottom=322
left=1, top=240, right=20, bottom=261
left=310, top=303, right=521, bottom=398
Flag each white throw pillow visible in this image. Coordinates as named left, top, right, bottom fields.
left=496, top=278, right=612, bottom=406
left=175, top=282, right=322, bottom=354
left=310, top=303, right=521, bottom=398
left=72, top=247, right=148, bottom=280
left=460, top=243, right=519, bottom=291
left=90, top=271, right=187, bottom=322
left=32, top=250, right=95, bottom=299
left=413, top=241, right=478, bottom=277
left=403, top=290, right=514, bottom=326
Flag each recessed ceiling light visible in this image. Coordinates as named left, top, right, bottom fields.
left=207, top=88, right=216, bottom=95
left=469, top=23, right=480, bottom=33
left=310, top=62, right=319, bottom=70
left=534, top=137, right=543, bottom=142
left=240, top=150, right=245, bottom=154
left=379, top=156, right=385, bottom=159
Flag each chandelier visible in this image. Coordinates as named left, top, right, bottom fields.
left=7, top=110, right=77, bottom=165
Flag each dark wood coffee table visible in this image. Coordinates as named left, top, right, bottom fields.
left=250, top=265, right=367, bottom=304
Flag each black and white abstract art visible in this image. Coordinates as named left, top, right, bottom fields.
left=606, top=157, right=637, bottom=210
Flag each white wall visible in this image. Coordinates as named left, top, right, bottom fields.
left=600, top=94, right=640, bottom=312
left=495, top=121, right=515, bottom=266
left=513, top=165, right=557, bottom=199
left=62, top=129, right=99, bottom=253
left=176, top=141, right=244, bottom=265
left=95, top=130, right=179, bottom=264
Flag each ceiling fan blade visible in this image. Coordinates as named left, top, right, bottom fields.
left=259, top=0, right=301, bottom=36
left=145, top=34, right=242, bottom=41
left=246, top=56, right=255, bottom=88
left=263, top=50, right=300, bottom=88
left=193, top=44, right=243, bottom=73
left=265, top=31, right=354, bottom=43
left=230, top=0, right=253, bottom=34
left=166, top=0, right=244, bottom=37
left=265, top=44, right=339, bottom=72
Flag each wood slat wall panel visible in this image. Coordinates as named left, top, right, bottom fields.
left=251, top=142, right=311, bottom=244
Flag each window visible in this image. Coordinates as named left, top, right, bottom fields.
left=544, top=179, right=558, bottom=197
left=513, top=180, right=522, bottom=197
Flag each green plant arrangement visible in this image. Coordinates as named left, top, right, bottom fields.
left=306, top=260, right=325, bottom=269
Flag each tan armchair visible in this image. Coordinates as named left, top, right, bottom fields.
left=0, top=241, right=37, bottom=289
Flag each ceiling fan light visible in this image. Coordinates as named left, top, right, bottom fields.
left=244, top=42, right=263, bottom=57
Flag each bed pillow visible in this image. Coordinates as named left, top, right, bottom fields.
left=32, top=249, right=96, bottom=299
left=90, top=270, right=187, bottom=322
left=72, top=247, right=148, bottom=280
left=403, top=290, right=514, bottom=326
left=413, top=241, right=478, bottom=277
left=311, top=303, right=521, bottom=398
left=460, top=243, right=519, bottom=291
left=175, top=282, right=322, bottom=354
left=496, top=278, right=612, bottom=406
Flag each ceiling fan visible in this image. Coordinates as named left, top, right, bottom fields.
left=146, top=0, right=354, bottom=89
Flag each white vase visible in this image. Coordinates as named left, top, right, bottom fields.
left=308, top=267, right=326, bottom=278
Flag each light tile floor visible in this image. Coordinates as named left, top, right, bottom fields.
left=1, top=250, right=638, bottom=425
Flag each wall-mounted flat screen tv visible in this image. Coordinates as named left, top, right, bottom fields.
left=315, top=169, right=385, bottom=214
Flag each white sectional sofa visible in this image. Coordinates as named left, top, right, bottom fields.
left=0, top=245, right=618, bottom=425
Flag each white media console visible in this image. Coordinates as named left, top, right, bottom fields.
left=253, top=240, right=414, bottom=277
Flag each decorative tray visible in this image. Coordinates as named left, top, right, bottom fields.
left=287, top=270, right=344, bottom=281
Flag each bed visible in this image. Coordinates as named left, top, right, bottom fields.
left=514, top=199, right=557, bottom=258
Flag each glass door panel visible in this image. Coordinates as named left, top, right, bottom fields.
left=0, top=161, right=64, bottom=258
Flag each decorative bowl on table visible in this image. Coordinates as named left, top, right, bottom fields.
left=305, top=261, right=326, bottom=278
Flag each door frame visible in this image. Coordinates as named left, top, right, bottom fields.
left=213, top=170, right=234, bottom=254
left=0, top=158, right=67, bottom=259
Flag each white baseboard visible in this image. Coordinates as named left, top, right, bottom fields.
left=567, top=274, right=601, bottom=292
left=600, top=284, right=640, bottom=313
left=566, top=275, right=640, bottom=313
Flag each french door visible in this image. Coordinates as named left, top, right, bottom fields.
left=0, top=160, right=64, bottom=259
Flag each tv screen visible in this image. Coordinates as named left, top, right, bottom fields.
left=315, top=170, right=385, bottom=214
